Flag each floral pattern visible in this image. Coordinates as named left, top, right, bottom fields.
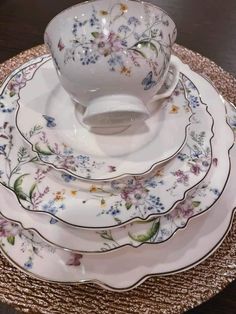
left=28, top=128, right=109, bottom=180
left=53, top=2, right=175, bottom=85
left=0, top=56, right=213, bottom=228
left=0, top=216, right=82, bottom=269
left=0, top=57, right=234, bottom=254
left=226, top=103, right=236, bottom=134
left=17, top=73, right=191, bottom=181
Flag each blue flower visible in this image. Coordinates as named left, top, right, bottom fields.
left=50, top=217, right=58, bottom=224
left=177, top=153, right=188, bottom=161
left=134, top=32, right=140, bottom=41
left=210, top=188, right=220, bottom=196
left=42, top=200, right=57, bottom=215
left=24, top=257, right=33, bottom=270
left=111, top=208, right=120, bottom=216
left=146, top=178, right=158, bottom=188
left=89, top=13, right=99, bottom=27
left=89, top=18, right=95, bottom=26
left=0, top=144, right=6, bottom=155
left=63, top=147, right=73, bottom=155
left=108, top=55, right=123, bottom=70
left=118, top=25, right=131, bottom=34
left=61, top=173, right=76, bottom=183
left=189, top=95, right=200, bottom=108
left=128, top=17, right=141, bottom=26
left=148, top=195, right=165, bottom=211
left=80, top=49, right=99, bottom=65
left=229, top=116, right=236, bottom=129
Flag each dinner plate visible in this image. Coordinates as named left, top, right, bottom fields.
left=0, top=97, right=235, bottom=290
left=0, top=87, right=233, bottom=253
left=0, top=55, right=213, bottom=228
left=16, top=58, right=192, bottom=180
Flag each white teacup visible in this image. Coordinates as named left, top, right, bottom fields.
left=45, top=0, right=179, bottom=127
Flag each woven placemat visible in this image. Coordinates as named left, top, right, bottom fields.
left=0, top=44, right=235, bottom=314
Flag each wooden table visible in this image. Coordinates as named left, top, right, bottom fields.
left=0, top=0, right=236, bottom=313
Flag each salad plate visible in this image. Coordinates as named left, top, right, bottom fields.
left=0, top=92, right=233, bottom=252
left=0, top=56, right=213, bottom=228
left=0, top=98, right=235, bottom=290
left=16, top=58, right=192, bottom=181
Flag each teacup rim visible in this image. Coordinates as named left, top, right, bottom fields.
left=44, top=0, right=177, bottom=40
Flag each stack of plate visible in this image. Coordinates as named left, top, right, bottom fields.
left=0, top=52, right=235, bottom=291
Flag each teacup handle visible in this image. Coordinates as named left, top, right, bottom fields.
left=150, top=55, right=180, bottom=103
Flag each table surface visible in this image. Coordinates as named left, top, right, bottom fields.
left=0, top=0, right=236, bottom=313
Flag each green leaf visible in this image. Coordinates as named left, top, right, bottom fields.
left=135, top=217, right=158, bottom=225
left=98, top=230, right=113, bottom=241
left=114, top=217, right=122, bottom=224
left=128, top=220, right=160, bottom=243
left=34, top=143, right=53, bottom=156
left=101, top=198, right=106, bottom=206
left=13, top=174, right=29, bottom=201
left=125, top=202, right=132, bottom=210
left=149, top=42, right=158, bottom=56
left=134, top=41, right=158, bottom=57
left=91, top=32, right=100, bottom=38
left=192, top=201, right=201, bottom=208
left=7, top=236, right=15, bottom=245
left=130, top=48, right=146, bottom=58
left=29, top=183, right=37, bottom=201
left=9, top=91, right=16, bottom=97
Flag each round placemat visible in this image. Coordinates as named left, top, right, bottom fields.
left=0, top=44, right=236, bottom=314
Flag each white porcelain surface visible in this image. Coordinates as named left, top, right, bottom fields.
left=4, top=76, right=233, bottom=253
left=16, top=57, right=191, bottom=180
left=0, top=104, right=235, bottom=290
left=0, top=56, right=213, bottom=228
left=44, top=0, right=179, bottom=126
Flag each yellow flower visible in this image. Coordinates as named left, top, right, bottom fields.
left=100, top=10, right=108, bottom=15
left=70, top=190, right=78, bottom=197
left=120, top=66, right=131, bottom=76
left=120, top=3, right=128, bottom=12
left=170, top=104, right=179, bottom=114
left=184, top=105, right=190, bottom=112
left=155, top=169, right=164, bottom=177
left=90, top=185, right=97, bottom=193
left=54, top=191, right=65, bottom=201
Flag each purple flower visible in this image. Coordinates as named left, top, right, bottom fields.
left=92, top=32, right=124, bottom=57
left=66, top=253, right=83, bottom=266
left=190, top=164, right=201, bottom=175
left=128, top=17, right=141, bottom=26
left=0, top=219, right=19, bottom=237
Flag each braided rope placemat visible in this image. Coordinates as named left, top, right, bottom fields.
left=0, top=44, right=235, bottom=314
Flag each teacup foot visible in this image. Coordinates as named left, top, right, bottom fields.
left=82, top=95, right=149, bottom=128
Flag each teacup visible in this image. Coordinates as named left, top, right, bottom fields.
left=45, top=0, right=179, bottom=127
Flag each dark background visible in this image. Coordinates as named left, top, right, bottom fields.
left=0, top=0, right=236, bottom=313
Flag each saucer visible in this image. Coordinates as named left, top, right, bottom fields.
left=0, top=56, right=214, bottom=228
left=16, top=58, right=192, bottom=180
left=0, top=97, right=232, bottom=252
left=0, top=123, right=235, bottom=290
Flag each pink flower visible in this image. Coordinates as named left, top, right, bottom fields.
left=0, top=219, right=19, bottom=237
left=108, top=166, right=116, bottom=172
left=213, top=158, right=218, bottom=167
left=7, top=75, right=26, bottom=95
left=173, top=170, right=189, bottom=185
left=174, top=198, right=194, bottom=219
left=121, top=181, right=147, bottom=206
left=190, top=164, right=201, bottom=175
left=92, top=32, right=123, bottom=57
left=66, top=253, right=83, bottom=266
